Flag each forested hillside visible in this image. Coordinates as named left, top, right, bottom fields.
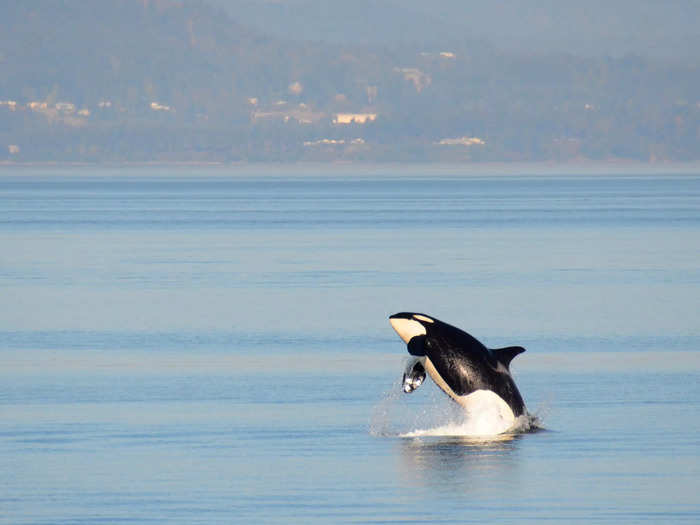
left=1, top=0, right=698, bottom=162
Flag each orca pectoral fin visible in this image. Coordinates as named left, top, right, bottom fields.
left=402, top=358, right=426, bottom=393
left=491, top=346, right=526, bottom=368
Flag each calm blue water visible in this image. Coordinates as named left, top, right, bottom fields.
left=1, top=167, right=699, bottom=523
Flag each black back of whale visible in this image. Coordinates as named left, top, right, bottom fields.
left=395, top=313, right=527, bottom=417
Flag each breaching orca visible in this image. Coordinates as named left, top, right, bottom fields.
left=389, top=312, right=528, bottom=428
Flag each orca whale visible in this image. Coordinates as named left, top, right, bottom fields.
left=389, top=312, right=528, bottom=427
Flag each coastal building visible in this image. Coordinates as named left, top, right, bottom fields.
left=436, top=136, right=486, bottom=146
left=333, top=113, right=377, bottom=125
left=55, top=102, right=76, bottom=113
left=150, top=102, right=173, bottom=112
left=304, top=138, right=365, bottom=146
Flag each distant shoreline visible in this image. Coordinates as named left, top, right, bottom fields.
left=1, top=160, right=700, bottom=177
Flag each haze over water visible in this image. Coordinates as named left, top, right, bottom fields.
left=1, top=167, right=699, bottom=523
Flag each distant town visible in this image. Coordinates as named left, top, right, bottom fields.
left=1, top=92, right=492, bottom=162
left=1, top=1, right=698, bottom=163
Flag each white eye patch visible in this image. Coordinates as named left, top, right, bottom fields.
left=413, top=314, right=434, bottom=323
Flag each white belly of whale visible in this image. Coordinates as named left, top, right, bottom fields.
left=401, top=390, right=517, bottom=438
left=456, top=389, right=516, bottom=435
left=422, top=357, right=516, bottom=435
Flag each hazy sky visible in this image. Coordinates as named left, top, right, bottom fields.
left=207, top=0, right=700, bottom=61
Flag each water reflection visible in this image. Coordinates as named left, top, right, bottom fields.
left=397, top=435, right=522, bottom=490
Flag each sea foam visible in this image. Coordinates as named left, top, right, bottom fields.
left=370, top=377, right=541, bottom=439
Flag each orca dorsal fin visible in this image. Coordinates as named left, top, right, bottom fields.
left=491, top=346, right=526, bottom=368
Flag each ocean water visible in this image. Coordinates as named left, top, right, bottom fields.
left=1, top=167, right=699, bottom=523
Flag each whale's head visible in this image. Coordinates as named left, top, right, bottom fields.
left=391, top=311, right=475, bottom=352
left=390, top=311, right=480, bottom=358
left=389, top=312, right=432, bottom=343
left=389, top=311, right=517, bottom=362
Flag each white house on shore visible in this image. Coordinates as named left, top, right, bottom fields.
left=436, top=136, right=486, bottom=146
left=333, top=113, right=377, bottom=125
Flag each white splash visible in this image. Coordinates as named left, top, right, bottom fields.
left=401, top=413, right=534, bottom=438
left=369, top=374, right=542, bottom=439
